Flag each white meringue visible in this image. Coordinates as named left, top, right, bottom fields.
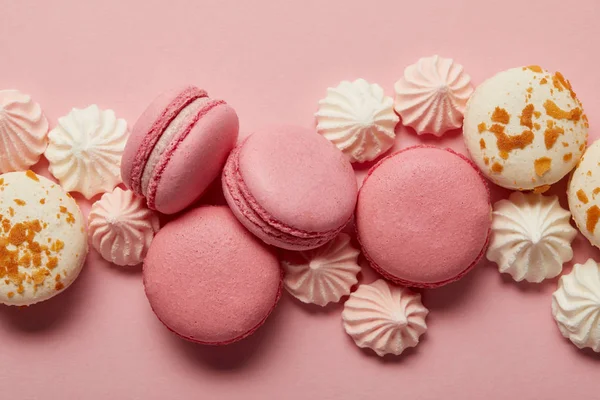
left=394, top=55, right=473, bottom=136
left=0, top=90, right=49, bottom=173
left=281, top=233, right=360, bottom=306
left=342, top=279, right=428, bottom=356
left=88, top=187, right=159, bottom=266
left=487, top=192, right=577, bottom=283
left=552, top=259, right=600, bottom=352
left=45, top=105, right=128, bottom=199
left=316, top=79, right=399, bottom=163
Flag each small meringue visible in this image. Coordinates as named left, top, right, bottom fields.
left=394, top=55, right=473, bottom=136
left=316, top=79, right=399, bottom=163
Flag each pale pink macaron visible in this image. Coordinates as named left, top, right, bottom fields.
left=143, top=206, right=282, bottom=345
left=222, top=125, right=358, bottom=251
left=121, top=86, right=239, bottom=214
left=356, top=145, right=492, bottom=288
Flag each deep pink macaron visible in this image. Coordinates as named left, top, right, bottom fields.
left=356, top=145, right=492, bottom=288
left=121, top=86, right=239, bottom=214
left=143, top=206, right=282, bottom=345
left=222, top=125, right=358, bottom=251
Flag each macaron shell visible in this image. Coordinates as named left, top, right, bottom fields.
left=150, top=103, right=238, bottom=214
left=356, top=146, right=491, bottom=287
left=237, top=126, right=357, bottom=233
left=143, top=206, right=282, bottom=345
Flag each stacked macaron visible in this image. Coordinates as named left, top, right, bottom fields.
left=1, top=56, right=597, bottom=359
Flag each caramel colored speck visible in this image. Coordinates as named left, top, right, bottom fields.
left=534, top=157, right=552, bottom=177
left=587, top=170, right=592, bottom=177
left=55, top=282, right=64, bottom=291
left=8, top=208, right=14, bottom=217
left=534, top=123, right=541, bottom=130
left=7, top=292, right=14, bottom=298
left=520, top=104, right=535, bottom=129
left=580, top=143, right=586, bottom=152
left=490, top=124, right=534, bottom=156
left=563, top=153, right=572, bottom=162
left=593, top=188, right=600, bottom=198
left=525, top=65, right=543, bottom=73
left=14, top=199, right=25, bottom=206
left=587, top=205, right=600, bottom=233
left=544, top=100, right=582, bottom=122
left=499, top=151, right=509, bottom=160
left=544, top=121, right=565, bottom=150
left=480, top=139, right=486, bottom=149
left=540, top=77, right=548, bottom=84
left=46, top=257, right=58, bottom=270
left=25, top=170, right=39, bottom=181
left=491, top=107, right=510, bottom=124
left=491, top=162, right=504, bottom=173
left=40, top=198, right=45, bottom=205
left=553, top=72, right=577, bottom=100
left=577, top=189, right=589, bottom=204
left=562, top=142, right=569, bottom=147
left=533, top=185, right=551, bottom=194
left=483, top=157, right=490, bottom=165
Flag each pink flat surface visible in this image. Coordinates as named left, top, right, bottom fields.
left=1, top=1, right=599, bottom=399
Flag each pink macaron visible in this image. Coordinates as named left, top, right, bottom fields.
left=121, top=86, right=239, bottom=214
left=143, top=206, right=282, bottom=345
left=222, top=125, right=358, bottom=251
left=356, top=145, right=492, bottom=288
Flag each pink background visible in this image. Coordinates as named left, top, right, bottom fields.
left=1, top=0, right=599, bottom=399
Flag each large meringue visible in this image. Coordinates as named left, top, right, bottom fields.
left=342, top=279, right=428, bottom=356
left=394, top=55, right=473, bottom=136
left=88, top=187, right=159, bottom=266
left=315, top=79, right=399, bottom=163
left=552, top=259, right=600, bottom=352
left=487, top=192, right=577, bottom=283
left=0, top=90, right=49, bottom=173
left=45, top=105, right=128, bottom=199
left=281, top=233, right=360, bottom=306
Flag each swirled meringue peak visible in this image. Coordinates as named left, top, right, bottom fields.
left=394, top=55, right=473, bottom=136
left=88, top=187, right=159, bottom=266
left=0, top=90, right=49, bottom=173
left=487, top=192, right=577, bottom=283
left=552, top=259, right=600, bottom=352
left=45, top=105, right=128, bottom=199
left=281, top=233, right=360, bottom=306
left=316, top=79, right=399, bottom=163
left=342, top=279, right=428, bottom=356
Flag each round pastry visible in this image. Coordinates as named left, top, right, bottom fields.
left=121, top=86, right=239, bottom=214
left=143, top=206, right=282, bottom=345
left=0, top=90, right=49, bottom=173
left=222, top=125, right=357, bottom=251
left=463, top=66, right=588, bottom=191
left=568, top=139, right=600, bottom=249
left=356, top=145, right=491, bottom=288
left=280, top=233, right=360, bottom=306
left=342, top=279, right=428, bottom=356
left=88, top=187, right=159, bottom=266
left=487, top=192, right=577, bottom=283
left=0, top=171, right=88, bottom=306
left=394, top=55, right=473, bottom=136
left=552, top=258, right=600, bottom=352
left=315, top=79, right=399, bottom=163
left=45, top=105, right=128, bottom=199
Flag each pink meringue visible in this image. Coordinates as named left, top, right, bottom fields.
left=281, top=233, right=361, bottom=306
left=88, top=187, right=159, bottom=266
left=394, top=55, right=473, bottom=136
left=342, top=279, right=428, bottom=356
left=0, top=90, right=49, bottom=173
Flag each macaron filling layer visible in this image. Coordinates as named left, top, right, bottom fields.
left=140, top=97, right=212, bottom=197
left=129, top=86, right=207, bottom=195
left=223, top=143, right=344, bottom=249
